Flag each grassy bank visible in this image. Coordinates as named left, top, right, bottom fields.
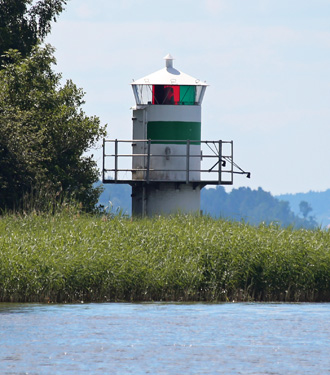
left=1, top=212, right=330, bottom=303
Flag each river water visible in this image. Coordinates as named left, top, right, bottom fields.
left=1, top=302, right=329, bottom=374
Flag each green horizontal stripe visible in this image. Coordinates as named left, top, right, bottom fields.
left=147, top=121, right=201, bottom=145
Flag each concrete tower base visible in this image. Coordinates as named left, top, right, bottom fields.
left=132, top=183, right=201, bottom=217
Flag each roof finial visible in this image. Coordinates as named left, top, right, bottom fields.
left=164, top=53, right=174, bottom=69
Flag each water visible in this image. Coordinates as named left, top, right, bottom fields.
left=1, top=302, right=330, bottom=375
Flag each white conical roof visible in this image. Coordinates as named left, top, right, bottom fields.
left=132, top=54, right=208, bottom=86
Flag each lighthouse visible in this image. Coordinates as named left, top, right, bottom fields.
left=103, top=55, right=249, bottom=217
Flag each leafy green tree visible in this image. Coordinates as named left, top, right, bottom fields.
left=0, top=0, right=67, bottom=66
left=0, top=45, right=106, bottom=212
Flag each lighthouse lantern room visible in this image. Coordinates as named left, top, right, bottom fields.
left=103, top=55, right=250, bottom=217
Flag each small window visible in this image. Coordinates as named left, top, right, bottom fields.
left=152, top=85, right=180, bottom=104
left=132, top=84, right=153, bottom=105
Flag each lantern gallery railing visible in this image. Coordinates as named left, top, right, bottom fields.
left=102, top=139, right=250, bottom=186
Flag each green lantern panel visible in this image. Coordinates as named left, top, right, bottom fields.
left=180, top=86, right=196, bottom=105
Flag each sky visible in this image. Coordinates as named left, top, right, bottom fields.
left=47, top=0, right=330, bottom=196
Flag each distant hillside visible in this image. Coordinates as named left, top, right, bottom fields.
left=201, top=186, right=317, bottom=229
left=97, top=183, right=319, bottom=228
left=276, top=189, right=330, bottom=228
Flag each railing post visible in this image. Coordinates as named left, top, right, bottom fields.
left=230, top=140, right=234, bottom=184
left=146, top=139, right=151, bottom=183
left=218, top=140, right=222, bottom=184
left=186, top=140, right=190, bottom=184
left=114, top=139, right=118, bottom=183
left=102, top=138, right=105, bottom=183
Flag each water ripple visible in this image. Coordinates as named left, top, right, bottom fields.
left=1, top=302, right=330, bottom=374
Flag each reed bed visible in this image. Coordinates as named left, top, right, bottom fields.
left=1, top=212, right=330, bottom=303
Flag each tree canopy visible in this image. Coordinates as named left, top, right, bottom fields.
left=0, top=46, right=106, bottom=212
left=299, top=200, right=313, bottom=219
left=0, top=0, right=108, bottom=212
left=0, top=0, right=67, bottom=66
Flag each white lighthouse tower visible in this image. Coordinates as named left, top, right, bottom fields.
left=103, top=55, right=249, bottom=217
left=130, top=54, right=207, bottom=216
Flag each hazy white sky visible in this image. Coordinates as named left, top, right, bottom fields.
left=47, top=0, right=330, bottom=195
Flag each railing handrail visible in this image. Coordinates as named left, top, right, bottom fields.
left=103, top=138, right=233, bottom=144
left=102, top=138, right=249, bottom=185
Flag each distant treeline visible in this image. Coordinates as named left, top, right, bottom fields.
left=277, top=189, right=330, bottom=228
left=97, top=183, right=319, bottom=229
left=201, top=186, right=318, bottom=229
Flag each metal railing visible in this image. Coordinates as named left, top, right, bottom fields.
left=102, top=139, right=250, bottom=185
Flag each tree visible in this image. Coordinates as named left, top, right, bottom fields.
left=299, top=201, right=313, bottom=219
left=0, top=0, right=67, bottom=67
left=0, top=45, right=106, bottom=212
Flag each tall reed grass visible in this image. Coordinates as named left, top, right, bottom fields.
left=1, top=212, right=329, bottom=303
